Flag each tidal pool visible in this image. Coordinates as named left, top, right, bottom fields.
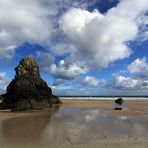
left=0, top=106, right=148, bottom=146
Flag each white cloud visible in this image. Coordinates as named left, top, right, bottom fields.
left=114, top=75, right=139, bottom=89
left=48, top=59, right=88, bottom=80
left=56, top=0, right=148, bottom=72
left=114, top=0, right=148, bottom=19
left=139, top=31, right=148, bottom=41
left=49, top=0, right=148, bottom=82
left=82, top=76, right=105, bottom=86
left=0, top=72, right=6, bottom=79
left=113, top=75, right=148, bottom=90
left=0, top=0, right=55, bottom=58
left=50, top=43, right=77, bottom=56
left=0, top=72, right=8, bottom=94
left=51, top=85, right=78, bottom=96
left=127, top=57, right=147, bottom=73
left=0, top=0, right=97, bottom=59
left=111, top=57, right=148, bottom=91
left=127, top=57, right=148, bottom=79
left=47, top=0, right=148, bottom=82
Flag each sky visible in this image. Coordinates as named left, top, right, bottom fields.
left=0, top=0, right=148, bottom=96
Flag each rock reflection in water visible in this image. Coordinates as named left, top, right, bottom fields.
left=0, top=107, right=60, bottom=144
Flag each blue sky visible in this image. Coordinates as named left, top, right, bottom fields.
left=0, top=0, right=148, bottom=96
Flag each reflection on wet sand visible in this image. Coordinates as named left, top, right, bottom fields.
left=0, top=104, right=148, bottom=147
left=0, top=108, right=59, bottom=145
left=41, top=107, right=148, bottom=144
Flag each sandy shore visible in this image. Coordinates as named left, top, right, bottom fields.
left=0, top=99, right=148, bottom=120
left=0, top=108, right=59, bottom=120
left=0, top=99, right=148, bottom=148
left=62, top=99, right=148, bottom=117
left=1, top=139, right=148, bottom=148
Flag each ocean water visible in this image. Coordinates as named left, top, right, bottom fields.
left=59, top=96, right=148, bottom=100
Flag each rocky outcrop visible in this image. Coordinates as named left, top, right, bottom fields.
left=0, top=57, right=62, bottom=110
left=114, top=98, right=124, bottom=110
left=115, top=98, right=124, bottom=105
left=0, top=96, right=3, bottom=100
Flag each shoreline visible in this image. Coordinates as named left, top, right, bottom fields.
left=60, top=98, right=148, bottom=101
left=62, top=99, right=148, bottom=118
left=0, top=99, right=148, bottom=119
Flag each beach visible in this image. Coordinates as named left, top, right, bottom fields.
left=0, top=99, right=148, bottom=148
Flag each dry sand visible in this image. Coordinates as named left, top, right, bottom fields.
left=0, top=99, right=148, bottom=148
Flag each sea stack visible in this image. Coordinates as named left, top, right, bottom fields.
left=0, top=57, right=62, bottom=110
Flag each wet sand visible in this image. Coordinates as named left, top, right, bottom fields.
left=63, top=99, right=148, bottom=117
left=0, top=99, right=148, bottom=148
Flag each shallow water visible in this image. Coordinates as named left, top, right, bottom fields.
left=0, top=106, right=148, bottom=145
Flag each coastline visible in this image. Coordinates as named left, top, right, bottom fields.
left=62, top=99, right=148, bottom=117
left=0, top=99, right=148, bottom=119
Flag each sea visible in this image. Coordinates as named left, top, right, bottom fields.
left=59, top=96, right=148, bottom=100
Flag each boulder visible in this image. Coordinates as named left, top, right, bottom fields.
left=0, top=57, right=62, bottom=111
left=115, top=98, right=124, bottom=105
left=114, top=98, right=124, bottom=110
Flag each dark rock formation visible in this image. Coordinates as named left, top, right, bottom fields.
left=114, top=98, right=124, bottom=110
left=115, top=98, right=124, bottom=105
left=0, top=96, right=3, bottom=100
left=0, top=57, right=62, bottom=110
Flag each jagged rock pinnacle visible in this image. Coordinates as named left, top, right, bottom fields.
left=0, top=57, right=62, bottom=111
left=15, top=57, right=39, bottom=76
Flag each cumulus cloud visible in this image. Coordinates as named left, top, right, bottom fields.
left=51, top=0, right=145, bottom=74
left=115, top=0, right=148, bottom=19
left=110, top=57, right=148, bottom=91
left=114, top=75, right=139, bottom=89
left=0, top=0, right=54, bottom=58
left=0, top=72, right=6, bottom=79
left=46, top=0, right=147, bottom=82
left=50, top=43, right=77, bottom=56
left=48, top=59, right=88, bottom=80
left=48, top=0, right=148, bottom=83
left=113, top=74, right=148, bottom=90
left=0, top=72, right=8, bottom=94
left=127, top=57, right=148, bottom=79
left=81, top=76, right=105, bottom=86
left=58, top=0, right=148, bottom=70
left=0, top=0, right=97, bottom=59
left=128, top=57, right=147, bottom=73
left=52, top=85, right=79, bottom=96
